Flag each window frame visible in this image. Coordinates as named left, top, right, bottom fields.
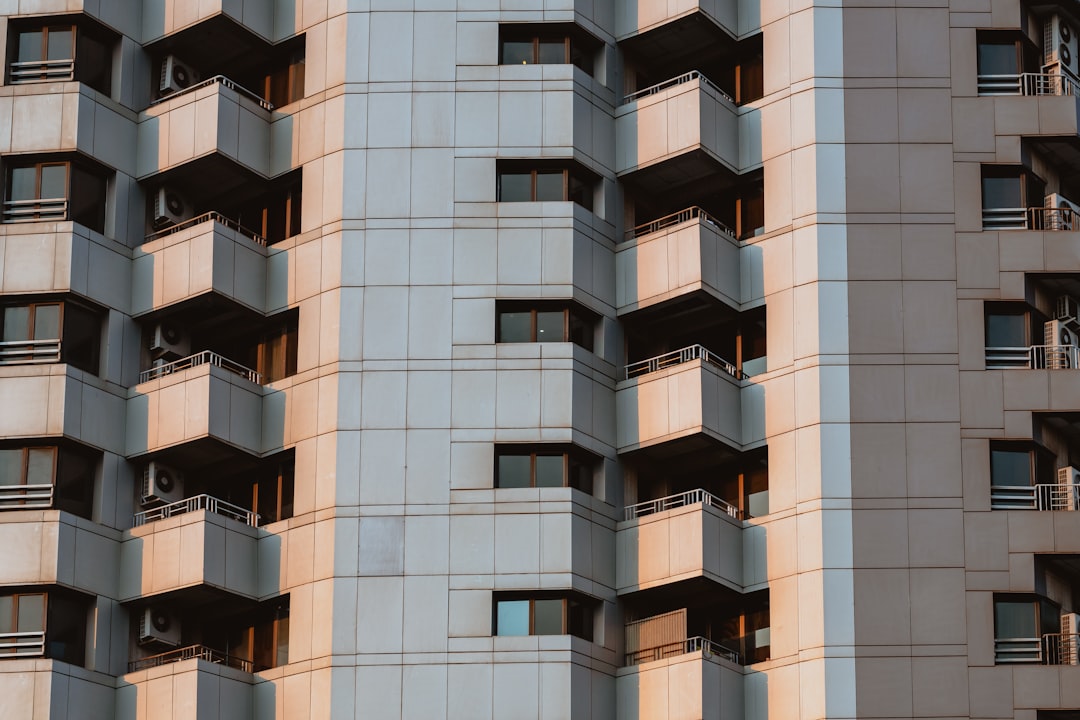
left=3, top=157, right=109, bottom=232
left=494, top=445, right=594, bottom=492
left=0, top=298, right=101, bottom=374
left=496, top=161, right=596, bottom=210
left=493, top=594, right=594, bottom=641
left=498, top=24, right=596, bottom=75
left=495, top=302, right=596, bottom=351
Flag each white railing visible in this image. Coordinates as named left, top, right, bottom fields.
left=624, top=488, right=740, bottom=521
left=996, top=633, right=1080, bottom=664
left=991, top=483, right=1080, bottom=511
left=0, top=483, right=53, bottom=510
left=623, top=70, right=735, bottom=105
left=0, top=630, right=46, bottom=657
left=151, top=75, right=274, bottom=111
left=977, top=71, right=1080, bottom=97
left=625, top=636, right=739, bottom=666
left=982, top=206, right=1079, bottom=231
left=625, top=344, right=742, bottom=381
left=128, top=643, right=252, bottom=673
left=9, top=59, right=75, bottom=83
left=2, top=197, right=67, bottom=223
left=627, top=206, right=737, bottom=242
left=1042, top=632, right=1080, bottom=665
left=133, top=494, right=258, bottom=526
left=139, top=350, right=261, bottom=384
left=144, top=211, right=267, bottom=246
left=0, top=339, right=60, bottom=365
left=985, top=345, right=1080, bottom=370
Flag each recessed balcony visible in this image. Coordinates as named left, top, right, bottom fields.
left=125, top=351, right=264, bottom=460
left=616, top=73, right=739, bottom=197
left=136, top=76, right=272, bottom=181
left=616, top=488, right=743, bottom=594
left=131, top=212, right=268, bottom=318
left=616, top=345, right=763, bottom=453
left=119, top=507, right=260, bottom=601
left=616, top=207, right=741, bottom=315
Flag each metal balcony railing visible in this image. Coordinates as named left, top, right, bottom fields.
left=625, top=636, right=739, bottom=666
left=0, top=339, right=61, bottom=365
left=977, top=71, right=1080, bottom=97
left=625, top=344, right=743, bottom=381
left=2, top=198, right=67, bottom=223
left=996, top=633, right=1080, bottom=664
left=982, top=206, right=1079, bottom=231
left=127, top=643, right=253, bottom=673
left=985, top=344, right=1080, bottom=370
left=623, top=70, right=735, bottom=105
left=626, top=206, right=737, bottom=242
left=995, top=636, right=1042, bottom=663
left=139, top=350, right=261, bottom=385
left=0, top=483, right=53, bottom=510
left=990, top=483, right=1080, bottom=511
left=0, top=630, right=46, bottom=657
left=151, top=75, right=274, bottom=111
left=9, top=59, right=75, bottom=83
left=133, top=494, right=258, bottom=527
left=624, top=488, right=740, bottom=521
left=144, top=211, right=267, bottom=246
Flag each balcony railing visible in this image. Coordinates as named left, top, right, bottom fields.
left=996, top=633, right=1080, bottom=664
left=144, top=211, right=267, bottom=246
left=977, top=71, right=1080, bottom=97
left=127, top=643, right=253, bottom=673
left=139, top=350, right=261, bottom=385
left=0, top=483, right=53, bottom=510
left=0, top=630, right=46, bottom=657
left=985, top=344, right=1080, bottom=370
left=982, top=206, right=1079, bottom=231
left=624, top=488, right=740, bottom=521
left=0, top=339, right=61, bottom=365
left=9, top=59, right=75, bottom=84
left=2, top=198, right=67, bottom=223
left=151, top=75, right=274, bottom=112
left=995, top=636, right=1042, bottom=663
left=133, top=494, right=258, bottom=527
left=990, top=483, right=1080, bottom=511
left=625, top=636, right=739, bottom=666
left=625, top=344, right=743, bottom=381
left=626, top=206, right=737, bottom=242
left=623, top=70, right=735, bottom=105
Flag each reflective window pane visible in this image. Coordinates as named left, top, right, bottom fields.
left=532, top=599, right=562, bottom=634
left=17, top=31, right=43, bottom=63
left=991, top=449, right=1032, bottom=487
left=0, top=596, right=12, bottom=633
left=534, top=171, right=564, bottom=201
left=986, top=313, right=1027, bottom=347
left=537, top=40, right=566, bottom=64
left=978, top=42, right=1018, bottom=75
left=535, top=311, right=563, bottom=342
left=17, top=594, right=44, bottom=632
left=0, top=450, right=23, bottom=486
left=499, top=312, right=532, bottom=343
left=995, top=600, right=1036, bottom=637
left=501, top=41, right=533, bottom=65
left=499, top=172, right=532, bottom=201
left=46, top=28, right=73, bottom=61
left=3, top=306, right=30, bottom=341
left=25, top=448, right=54, bottom=485
left=33, top=304, right=60, bottom=340
left=497, top=455, right=531, bottom=489
left=534, top=455, right=564, bottom=487
left=982, top=175, right=1022, bottom=208
left=39, top=165, right=67, bottom=200
left=496, top=600, right=530, bottom=635
left=9, top=167, right=37, bottom=202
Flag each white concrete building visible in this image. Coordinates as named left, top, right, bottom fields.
left=1, top=0, right=1080, bottom=719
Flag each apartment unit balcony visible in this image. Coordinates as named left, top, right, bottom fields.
left=615, top=73, right=738, bottom=197
left=616, top=207, right=741, bottom=315
left=126, top=351, right=264, bottom=460
left=136, top=76, right=272, bottom=182
left=119, top=505, right=260, bottom=601
left=977, top=70, right=1078, bottom=97
left=616, top=489, right=742, bottom=594
left=982, top=205, right=1079, bottom=231
left=615, top=345, right=764, bottom=453
left=615, top=641, right=744, bottom=720
left=142, top=0, right=274, bottom=44
left=131, top=212, right=268, bottom=317
left=985, top=343, right=1080, bottom=369
left=121, top=652, right=255, bottom=720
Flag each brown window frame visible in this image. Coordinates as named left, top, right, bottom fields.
left=495, top=302, right=596, bottom=351
left=494, top=445, right=594, bottom=493
left=493, top=594, right=594, bottom=640
left=3, top=157, right=109, bottom=232
left=496, top=161, right=596, bottom=210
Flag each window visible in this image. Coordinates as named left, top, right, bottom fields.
left=0, top=444, right=95, bottom=518
left=989, top=440, right=1055, bottom=510
left=3, top=159, right=109, bottom=232
left=499, top=24, right=596, bottom=75
left=230, top=171, right=302, bottom=244
left=981, top=165, right=1045, bottom=229
left=715, top=591, right=770, bottom=664
left=736, top=181, right=764, bottom=239
left=497, top=162, right=595, bottom=210
left=494, top=594, right=593, bottom=640
left=8, top=21, right=112, bottom=93
left=208, top=597, right=290, bottom=671
left=218, top=452, right=295, bottom=526
left=0, top=591, right=86, bottom=665
left=263, top=46, right=305, bottom=108
left=975, top=30, right=1038, bottom=94
left=0, top=300, right=101, bottom=373
left=496, top=302, right=596, bottom=350
left=735, top=53, right=763, bottom=105
left=994, top=594, right=1059, bottom=663
left=495, top=446, right=593, bottom=492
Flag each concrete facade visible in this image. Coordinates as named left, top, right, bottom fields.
left=0, top=0, right=1079, bottom=718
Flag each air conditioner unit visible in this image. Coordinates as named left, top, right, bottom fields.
left=150, top=321, right=190, bottom=359
left=1062, top=612, right=1080, bottom=663
left=141, top=462, right=184, bottom=506
left=1045, top=15, right=1080, bottom=79
left=1045, top=319, right=1079, bottom=368
left=152, top=187, right=193, bottom=228
left=1059, top=466, right=1080, bottom=510
left=159, top=55, right=199, bottom=95
left=1057, top=295, right=1080, bottom=327
left=1045, top=193, right=1080, bottom=230
left=138, top=607, right=181, bottom=646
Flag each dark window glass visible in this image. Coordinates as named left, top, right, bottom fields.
left=494, top=597, right=592, bottom=639
left=498, top=312, right=532, bottom=343
left=497, top=165, right=593, bottom=209
left=33, top=304, right=60, bottom=339
left=534, top=170, right=564, bottom=201
left=496, top=305, right=594, bottom=351
left=534, top=455, right=563, bottom=487
left=534, top=311, right=563, bottom=342
left=537, top=40, right=566, bottom=64
left=498, top=172, right=533, bottom=202
left=495, top=447, right=593, bottom=492
left=16, top=31, right=43, bottom=63
left=986, top=312, right=1028, bottom=347
left=46, top=28, right=72, bottom=62
left=5, top=160, right=107, bottom=232
left=532, top=599, right=563, bottom=634
left=497, top=455, right=531, bottom=489
left=739, top=184, right=765, bottom=239
left=61, top=301, right=101, bottom=374
left=983, top=174, right=1023, bottom=208
left=1, top=306, right=29, bottom=341
left=265, top=50, right=305, bottom=107
left=978, top=41, right=1019, bottom=75
left=991, top=448, right=1033, bottom=487
left=501, top=40, right=533, bottom=65
left=737, top=55, right=764, bottom=104
left=995, top=599, right=1037, bottom=637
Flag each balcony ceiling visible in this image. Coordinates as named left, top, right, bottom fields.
left=144, top=15, right=272, bottom=75
left=620, top=149, right=738, bottom=199
left=149, top=154, right=269, bottom=208
left=620, top=14, right=737, bottom=70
